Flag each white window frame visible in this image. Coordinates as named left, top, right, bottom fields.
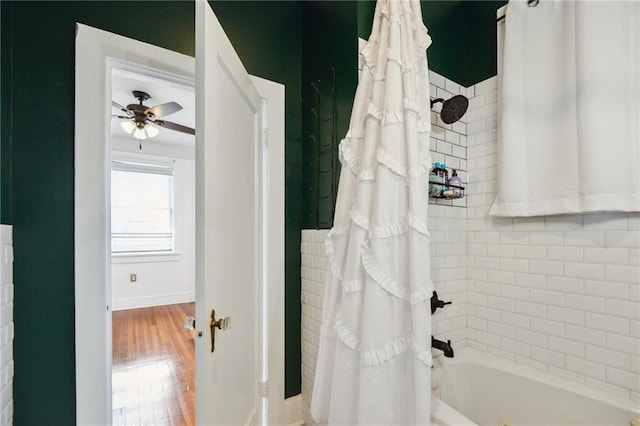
left=111, top=153, right=183, bottom=260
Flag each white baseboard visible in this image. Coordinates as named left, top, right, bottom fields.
left=267, top=395, right=303, bottom=426
left=284, top=394, right=304, bottom=426
left=111, top=292, right=195, bottom=311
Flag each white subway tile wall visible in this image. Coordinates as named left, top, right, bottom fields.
left=300, top=229, right=327, bottom=426
left=0, top=226, right=13, bottom=426
left=424, top=70, right=469, bottom=356
left=466, top=75, right=640, bottom=401
left=430, top=69, right=468, bottom=209
left=301, top=71, right=640, bottom=423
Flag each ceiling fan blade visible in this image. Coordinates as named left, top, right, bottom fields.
left=154, top=119, right=195, bottom=135
left=112, top=101, right=129, bottom=113
left=146, top=101, right=183, bottom=118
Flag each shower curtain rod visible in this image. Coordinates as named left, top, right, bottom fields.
left=496, top=0, right=539, bottom=22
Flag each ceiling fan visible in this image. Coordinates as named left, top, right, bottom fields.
left=112, top=90, right=195, bottom=141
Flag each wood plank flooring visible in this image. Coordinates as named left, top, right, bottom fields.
left=112, top=303, right=196, bottom=426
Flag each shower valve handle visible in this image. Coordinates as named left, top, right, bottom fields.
left=431, top=291, right=452, bottom=315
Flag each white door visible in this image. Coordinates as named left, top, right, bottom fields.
left=195, top=1, right=266, bottom=424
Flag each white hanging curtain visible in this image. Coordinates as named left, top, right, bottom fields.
left=310, top=0, right=433, bottom=424
left=491, top=0, right=640, bottom=217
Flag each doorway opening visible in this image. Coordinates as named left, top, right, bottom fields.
left=75, top=22, right=286, bottom=425
left=109, top=65, right=196, bottom=424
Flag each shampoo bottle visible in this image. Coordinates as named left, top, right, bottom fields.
left=449, top=169, right=462, bottom=198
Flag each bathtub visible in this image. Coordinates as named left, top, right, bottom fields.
left=431, top=347, right=640, bottom=426
left=431, top=395, right=477, bottom=426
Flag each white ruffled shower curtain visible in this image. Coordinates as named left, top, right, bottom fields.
left=310, top=0, right=433, bottom=424
left=491, top=0, right=640, bottom=217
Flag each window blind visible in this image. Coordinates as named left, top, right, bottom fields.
left=111, top=160, right=175, bottom=253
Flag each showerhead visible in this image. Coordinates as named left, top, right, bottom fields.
left=431, top=94, right=469, bottom=124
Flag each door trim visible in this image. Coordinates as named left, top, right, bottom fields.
left=74, top=23, right=196, bottom=425
left=251, top=75, right=286, bottom=424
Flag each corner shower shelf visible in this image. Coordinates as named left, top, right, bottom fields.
left=428, top=182, right=465, bottom=200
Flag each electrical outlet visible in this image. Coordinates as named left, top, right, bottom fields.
left=130, top=274, right=137, bottom=283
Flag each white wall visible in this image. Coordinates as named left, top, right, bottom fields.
left=427, top=71, right=472, bottom=347
left=0, top=226, right=13, bottom=426
left=111, top=141, right=195, bottom=310
left=466, top=76, right=640, bottom=402
left=300, top=230, right=326, bottom=426
left=301, top=71, right=640, bottom=424
left=300, top=229, right=327, bottom=426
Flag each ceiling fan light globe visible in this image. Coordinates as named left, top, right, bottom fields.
left=120, top=120, right=136, bottom=134
left=145, top=124, right=159, bottom=138
left=133, top=127, right=147, bottom=140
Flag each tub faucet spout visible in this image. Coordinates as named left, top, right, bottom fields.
left=432, top=336, right=454, bottom=358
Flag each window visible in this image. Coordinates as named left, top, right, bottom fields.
left=111, top=159, right=175, bottom=254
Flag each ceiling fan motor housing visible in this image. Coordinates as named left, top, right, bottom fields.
left=124, top=91, right=155, bottom=127
left=114, top=89, right=194, bottom=136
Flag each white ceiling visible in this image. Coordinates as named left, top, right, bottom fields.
left=111, top=68, right=195, bottom=147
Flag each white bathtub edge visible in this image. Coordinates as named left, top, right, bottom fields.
left=434, top=347, right=640, bottom=417
left=431, top=396, right=478, bottom=426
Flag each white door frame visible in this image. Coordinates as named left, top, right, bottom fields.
left=250, top=75, right=286, bottom=425
left=74, top=24, right=284, bottom=425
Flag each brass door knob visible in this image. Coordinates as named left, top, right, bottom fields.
left=210, top=309, right=230, bottom=352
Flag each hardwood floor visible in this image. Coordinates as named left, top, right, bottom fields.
left=112, top=302, right=196, bottom=425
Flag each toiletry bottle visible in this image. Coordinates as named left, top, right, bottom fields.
left=429, top=163, right=439, bottom=196
left=433, top=163, right=444, bottom=184
left=441, top=163, right=449, bottom=191
left=449, top=169, right=462, bottom=198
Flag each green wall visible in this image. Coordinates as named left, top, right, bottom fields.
left=464, top=1, right=507, bottom=87
left=301, top=1, right=357, bottom=229
left=3, top=2, right=196, bottom=423
left=1, top=0, right=302, bottom=422
left=358, top=0, right=507, bottom=87
left=1, top=0, right=505, bottom=422
left=1, top=1, right=11, bottom=225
